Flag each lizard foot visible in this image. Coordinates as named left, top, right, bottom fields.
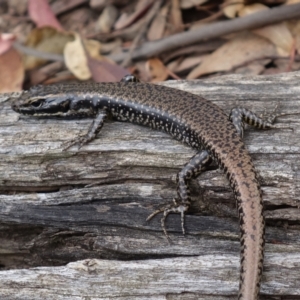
left=260, top=103, right=296, bottom=131
left=146, top=198, right=190, bottom=242
left=62, top=135, right=89, bottom=151
left=260, top=103, right=281, bottom=124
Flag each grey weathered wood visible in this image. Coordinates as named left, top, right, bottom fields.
left=0, top=254, right=299, bottom=300
left=1, top=72, right=300, bottom=299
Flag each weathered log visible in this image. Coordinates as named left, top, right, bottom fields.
left=0, top=72, right=300, bottom=299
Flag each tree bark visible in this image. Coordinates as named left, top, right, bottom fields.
left=1, top=72, right=300, bottom=299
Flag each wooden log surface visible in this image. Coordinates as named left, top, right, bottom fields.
left=1, top=72, right=300, bottom=299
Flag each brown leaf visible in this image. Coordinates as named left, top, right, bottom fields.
left=187, top=32, right=277, bottom=79
left=64, top=33, right=128, bottom=82
left=238, top=4, right=294, bottom=56
left=51, top=0, right=89, bottom=15
left=28, top=0, right=63, bottom=30
left=0, top=48, right=24, bottom=92
left=146, top=58, right=168, bottom=82
left=234, top=59, right=271, bottom=75
left=24, top=27, right=74, bottom=70
left=170, top=0, right=183, bottom=33
left=95, top=5, right=119, bottom=33
left=287, top=19, right=300, bottom=55
left=238, top=3, right=268, bottom=17
left=167, top=55, right=208, bottom=73
left=29, top=61, right=64, bottom=86
left=85, top=39, right=129, bottom=82
left=180, top=0, right=208, bottom=9
left=253, top=23, right=294, bottom=56
left=114, top=0, right=155, bottom=30
left=0, top=33, right=15, bottom=56
left=147, top=4, right=169, bottom=41
left=64, top=33, right=91, bottom=80
left=87, top=56, right=129, bottom=82
left=223, top=0, right=244, bottom=18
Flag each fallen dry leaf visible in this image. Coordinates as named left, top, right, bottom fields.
left=147, top=4, right=169, bottom=41
left=170, top=0, right=183, bottom=33
left=167, top=55, right=208, bottom=73
left=84, top=40, right=129, bottom=82
left=0, top=33, right=15, bottom=55
left=223, top=0, right=244, bottom=18
left=132, top=61, right=152, bottom=82
left=95, top=5, right=118, bottom=33
left=90, top=0, right=116, bottom=11
left=83, top=39, right=102, bottom=60
left=238, top=3, right=268, bottom=17
left=0, top=48, right=24, bottom=92
left=29, top=61, right=64, bottom=86
left=64, top=33, right=91, bottom=80
left=8, top=0, right=28, bottom=16
left=287, top=20, right=300, bottom=54
left=28, top=0, right=63, bottom=30
left=253, top=23, right=294, bottom=56
left=87, top=56, right=129, bottom=82
left=24, top=27, right=74, bottom=70
left=114, top=0, right=155, bottom=30
left=100, top=39, right=123, bottom=54
left=238, top=4, right=294, bottom=56
left=64, top=33, right=128, bottom=82
left=51, top=0, right=89, bottom=15
left=187, top=32, right=277, bottom=79
left=85, top=38, right=129, bottom=81
left=146, top=58, right=169, bottom=82
left=234, top=59, right=271, bottom=75
left=180, top=0, right=208, bottom=9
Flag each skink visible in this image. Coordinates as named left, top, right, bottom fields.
left=10, top=75, right=276, bottom=299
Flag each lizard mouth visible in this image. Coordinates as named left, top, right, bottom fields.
left=11, top=101, right=46, bottom=115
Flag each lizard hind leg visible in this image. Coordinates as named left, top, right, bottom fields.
left=147, top=150, right=212, bottom=240
left=229, top=106, right=277, bottom=138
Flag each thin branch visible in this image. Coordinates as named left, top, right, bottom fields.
left=121, top=0, right=163, bottom=67
left=13, top=41, right=64, bottom=62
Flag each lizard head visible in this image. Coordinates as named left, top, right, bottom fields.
left=11, top=85, right=71, bottom=116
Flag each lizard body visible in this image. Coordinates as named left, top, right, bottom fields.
left=10, top=76, right=275, bottom=299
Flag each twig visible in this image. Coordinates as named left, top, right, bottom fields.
left=121, top=0, right=163, bottom=67
left=161, top=39, right=225, bottom=63
left=109, top=3, right=300, bottom=63
left=13, top=41, right=64, bottom=62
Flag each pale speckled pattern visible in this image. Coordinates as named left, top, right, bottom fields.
left=11, top=81, right=274, bottom=300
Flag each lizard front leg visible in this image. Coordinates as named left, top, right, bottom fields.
left=63, top=110, right=108, bottom=150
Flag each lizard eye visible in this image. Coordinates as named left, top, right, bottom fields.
left=31, top=99, right=44, bottom=108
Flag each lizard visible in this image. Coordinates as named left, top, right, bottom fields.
left=9, top=75, right=277, bottom=300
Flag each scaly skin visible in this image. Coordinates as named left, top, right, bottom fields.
left=10, top=80, right=274, bottom=299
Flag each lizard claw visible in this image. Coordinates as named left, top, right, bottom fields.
left=62, top=136, right=89, bottom=151
left=146, top=199, right=190, bottom=241
left=259, top=103, right=281, bottom=124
